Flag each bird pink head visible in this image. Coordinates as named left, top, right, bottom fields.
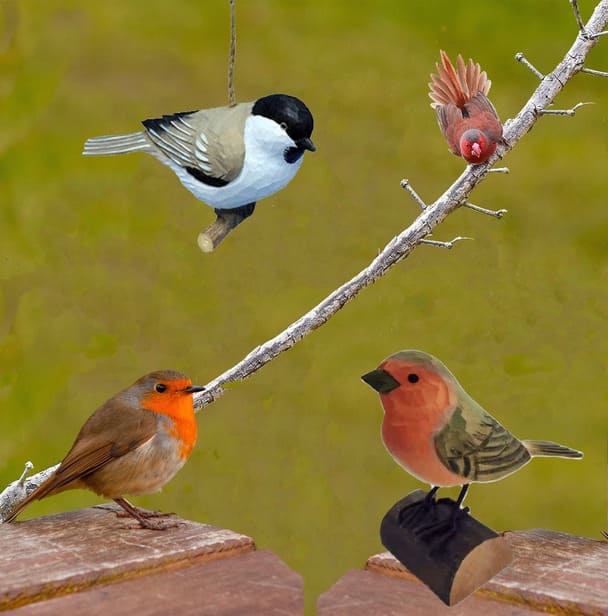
left=373, top=354, right=457, bottom=426
left=459, top=129, right=497, bottom=164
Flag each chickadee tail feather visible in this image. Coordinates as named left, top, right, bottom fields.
left=523, top=439, right=583, bottom=459
left=83, top=131, right=152, bottom=156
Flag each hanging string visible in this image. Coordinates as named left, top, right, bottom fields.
left=228, top=0, right=236, bottom=106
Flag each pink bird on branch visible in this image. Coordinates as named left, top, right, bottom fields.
left=429, top=51, right=503, bottom=164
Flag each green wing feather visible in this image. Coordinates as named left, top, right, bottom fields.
left=434, top=402, right=531, bottom=483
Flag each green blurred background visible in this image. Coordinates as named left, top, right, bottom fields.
left=1, top=0, right=606, bottom=611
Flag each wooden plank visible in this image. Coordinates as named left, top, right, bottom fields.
left=0, top=505, right=255, bottom=610
left=11, top=550, right=303, bottom=616
left=318, top=569, right=540, bottom=615
left=365, top=529, right=608, bottom=615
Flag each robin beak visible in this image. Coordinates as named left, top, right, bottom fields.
left=183, top=385, right=206, bottom=394
left=361, top=369, right=400, bottom=393
left=296, top=137, right=316, bottom=152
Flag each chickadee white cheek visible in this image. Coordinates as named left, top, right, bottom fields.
left=246, top=115, right=296, bottom=154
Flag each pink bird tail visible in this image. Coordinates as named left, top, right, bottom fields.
left=428, top=50, right=491, bottom=109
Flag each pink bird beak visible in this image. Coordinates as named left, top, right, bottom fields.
left=471, top=142, right=482, bottom=158
left=361, top=369, right=400, bottom=393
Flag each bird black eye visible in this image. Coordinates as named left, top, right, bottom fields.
left=407, top=373, right=419, bottom=383
left=280, top=121, right=288, bottom=131
left=155, top=383, right=167, bottom=393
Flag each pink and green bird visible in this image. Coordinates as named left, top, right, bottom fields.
left=362, top=350, right=583, bottom=507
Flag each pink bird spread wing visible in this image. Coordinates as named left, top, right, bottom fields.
left=463, top=93, right=503, bottom=140
left=435, top=104, right=464, bottom=156
left=433, top=406, right=530, bottom=482
left=428, top=51, right=491, bottom=108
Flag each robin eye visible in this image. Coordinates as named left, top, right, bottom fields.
left=407, top=373, right=419, bottom=384
left=280, top=122, right=287, bottom=131
left=155, top=384, right=167, bottom=393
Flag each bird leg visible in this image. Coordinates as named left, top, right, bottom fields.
left=398, top=486, right=439, bottom=526
left=414, top=484, right=471, bottom=542
left=113, top=497, right=178, bottom=530
left=197, top=202, right=256, bottom=253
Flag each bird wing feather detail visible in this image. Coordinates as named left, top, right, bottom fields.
left=434, top=404, right=531, bottom=482
left=10, top=403, right=158, bottom=514
left=434, top=104, right=465, bottom=155
left=142, top=102, right=253, bottom=184
left=463, top=93, right=503, bottom=139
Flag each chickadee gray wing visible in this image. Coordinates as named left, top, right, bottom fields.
left=142, top=102, right=253, bottom=186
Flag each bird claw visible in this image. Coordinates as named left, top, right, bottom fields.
left=132, top=517, right=183, bottom=531
left=114, top=508, right=176, bottom=520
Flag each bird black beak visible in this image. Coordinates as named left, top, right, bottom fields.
left=361, top=369, right=400, bottom=393
left=184, top=385, right=206, bottom=394
left=297, top=137, right=316, bottom=152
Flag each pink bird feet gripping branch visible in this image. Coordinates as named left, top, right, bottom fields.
left=361, top=350, right=583, bottom=606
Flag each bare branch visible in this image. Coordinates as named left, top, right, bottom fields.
left=581, top=66, right=608, bottom=76
left=515, top=52, right=545, bottom=80
left=570, top=0, right=587, bottom=31
left=538, top=101, right=594, bottom=115
left=0, top=462, right=59, bottom=522
left=464, top=203, right=508, bottom=218
left=488, top=167, right=510, bottom=174
left=3, top=0, right=608, bottom=522
left=419, top=236, right=472, bottom=249
left=400, top=179, right=427, bottom=209
left=192, top=0, right=608, bottom=408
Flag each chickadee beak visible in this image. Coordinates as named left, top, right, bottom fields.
left=297, top=137, right=316, bottom=152
left=361, top=369, right=400, bottom=393
left=184, top=385, right=206, bottom=394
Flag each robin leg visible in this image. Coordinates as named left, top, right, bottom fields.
left=113, top=497, right=178, bottom=530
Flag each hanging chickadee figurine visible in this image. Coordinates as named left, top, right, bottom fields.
left=83, top=94, right=315, bottom=251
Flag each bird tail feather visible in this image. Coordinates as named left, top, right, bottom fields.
left=83, top=132, right=151, bottom=156
left=428, top=50, right=490, bottom=108
left=523, top=439, right=583, bottom=459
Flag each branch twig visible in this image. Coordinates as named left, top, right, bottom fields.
left=2, top=0, right=608, bottom=522
left=538, top=101, right=594, bottom=115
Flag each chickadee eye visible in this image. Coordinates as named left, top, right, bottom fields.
left=407, top=373, right=419, bottom=384
left=280, top=122, right=288, bottom=131
left=155, top=383, right=168, bottom=393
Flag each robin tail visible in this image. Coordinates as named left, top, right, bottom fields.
left=428, top=50, right=491, bottom=109
left=523, top=439, right=583, bottom=459
left=83, top=132, right=152, bottom=156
